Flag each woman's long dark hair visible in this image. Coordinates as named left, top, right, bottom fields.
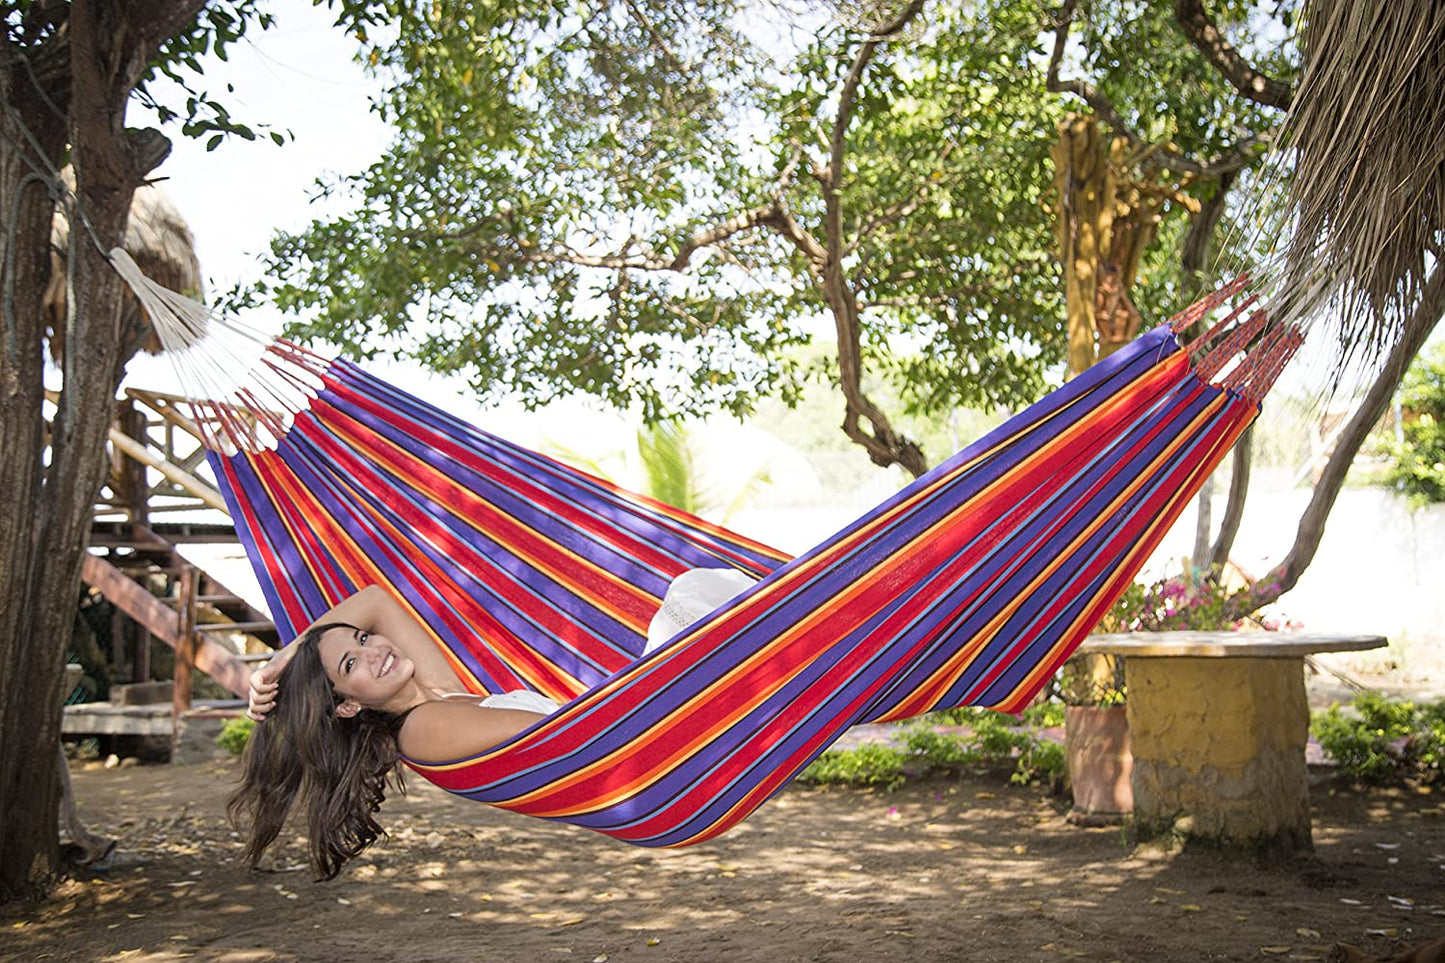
left=227, top=622, right=406, bottom=880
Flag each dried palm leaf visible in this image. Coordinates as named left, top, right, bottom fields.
left=1269, top=0, right=1445, bottom=363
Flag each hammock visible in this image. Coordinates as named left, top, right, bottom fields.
left=159, top=266, right=1294, bottom=847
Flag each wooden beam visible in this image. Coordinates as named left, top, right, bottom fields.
left=173, top=566, right=197, bottom=719
left=81, top=554, right=252, bottom=698
left=106, top=428, right=228, bottom=512
left=61, top=704, right=173, bottom=738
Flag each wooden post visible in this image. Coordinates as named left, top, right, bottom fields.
left=132, top=620, right=150, bottom=684
left=172, top=566, right=197, bottom=735
left=109, top=603, right=127, bottom=671
left=117, top=399, right=149, bottom=529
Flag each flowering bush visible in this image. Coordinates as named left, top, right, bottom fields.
left=1098, top=567, right=1286, bottom=633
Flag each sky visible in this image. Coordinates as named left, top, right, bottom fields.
left=139, top=2, right=392, bottom=299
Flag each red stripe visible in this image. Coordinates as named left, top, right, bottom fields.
left=296, top=410, right=635, bottom=676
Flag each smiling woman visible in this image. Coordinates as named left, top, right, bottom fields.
left=228, top=585, right=564, bottom=880
left=229, top=576, right=739, bottom=880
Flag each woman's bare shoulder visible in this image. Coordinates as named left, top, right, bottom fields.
left=397, top=701, right=548, bottom=764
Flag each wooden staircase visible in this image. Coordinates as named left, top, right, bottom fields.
left=63, top=388, right=277, bottom=740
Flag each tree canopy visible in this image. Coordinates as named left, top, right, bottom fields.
left=251, top=0, right=1301, bottom=474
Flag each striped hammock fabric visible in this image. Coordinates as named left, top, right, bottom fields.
left=202, top=281, right=1298, bottom=847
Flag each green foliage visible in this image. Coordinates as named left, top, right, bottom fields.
left=242, top=0, right=1294, bottom=468
left=3, top=1, right=286, bottom=148
left=250, top=2, right=1072, bottom=442
left=797, top=706, right=1066, bottom=790
left=1311, top=693, right=1445, bottom=783
left=1383, top=343, right=1445, bottom=505
left=798, top=741, right=910, bottom=791
left=137, top=2, right=288, bottom=148
left=1020, top=699, right=1066, bottom=729
left=216, top=716, right=255, bottom=756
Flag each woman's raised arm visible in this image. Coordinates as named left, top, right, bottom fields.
left=247, top=585, right=466, bottom=720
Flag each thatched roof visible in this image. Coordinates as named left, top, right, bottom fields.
left=45, top=171, right=202, bottom=361
left=1275, top=0, right=1445, bottom=357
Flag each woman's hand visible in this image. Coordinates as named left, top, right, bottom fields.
left=246, top=646, right=295, bottom=722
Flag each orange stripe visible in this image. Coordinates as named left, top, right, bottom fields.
left=869, top=381, right=1229, bottom=720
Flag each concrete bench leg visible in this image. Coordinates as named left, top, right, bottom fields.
left=1126, top=656, right=1311, bottom=856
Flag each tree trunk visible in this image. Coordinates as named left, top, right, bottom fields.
left=1178, top=173, right=1241, bottom=572
left=1052, top=116, right=1171, bottom=377
left=1053, top=116, right=1114, bottom=379
left=0, top=0, right=196, bottom=903
left=1209, top=422, right=1252, bottom=571
left=0, top=53, right=73, bottom=904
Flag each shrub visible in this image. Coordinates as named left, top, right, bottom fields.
left=796, top=706, right=1067, bottom=790
left=216, top=716, right=255, bottom=756
left=1311, top=693, right=1445, bottom=783
left=797, top=742, right=910, bottom=790
left=1383, top=343, right=1445, bottom=505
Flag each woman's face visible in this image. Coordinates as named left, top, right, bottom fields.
left=316, top=625, right=415, bottom=710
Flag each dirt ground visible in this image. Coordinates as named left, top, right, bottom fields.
left=1, top=759, right=1442, bottom=963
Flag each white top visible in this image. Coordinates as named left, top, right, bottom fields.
left=433, top=690, right=561, bottom=714
left=644, top=567, right=758, bottom=654
left=433, top=567, right=758, bottom=712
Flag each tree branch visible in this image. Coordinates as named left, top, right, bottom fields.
left=516, top=201, right=792, bottom=272
left=1223, top=265, right=1445, bottom=619
left=1173, top=0, right=1292, bottom=110
left=820, top=0, right=930, bottom=477
left=126, top=0, right=210, bottom=46
left=1045, top=0, right=1272, bottom=176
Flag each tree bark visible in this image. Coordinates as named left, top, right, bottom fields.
left=0, top=0, right=199, bottom=903
left=1179, top=173, right=1241, bottom=572
left=820, top=2, right=928, bottom=477
left=1209, top=422, right=1252, bottom=571
left=1173, top=0, right=1293, bottom=110
left=1053, top=116, right=1113, bottom=379
left=0, top=41, right=74, bottom=904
